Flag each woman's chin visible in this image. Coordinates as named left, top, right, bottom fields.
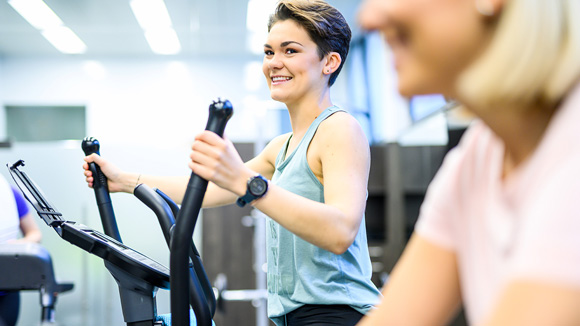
left=270, top=92, right=289, bottom=103
left=397, top=79, right=439, bottom=98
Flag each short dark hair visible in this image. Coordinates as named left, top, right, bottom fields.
left=268, top=0, right=352, bottom=86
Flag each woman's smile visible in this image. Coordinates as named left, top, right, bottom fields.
left=271, top=75, right=293, bottom=86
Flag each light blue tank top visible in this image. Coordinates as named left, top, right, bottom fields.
left=267, top=106, right=381, bottom=325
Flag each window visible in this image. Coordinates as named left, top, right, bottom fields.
left=5, top=105, right=86, bottom=142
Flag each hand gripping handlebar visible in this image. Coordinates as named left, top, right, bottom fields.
left=171, top=99, right=233, bottom=326
left=82, top=137, right=122, bottom=242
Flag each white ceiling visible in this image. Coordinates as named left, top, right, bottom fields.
left=0, top=0, right=364, bottom=59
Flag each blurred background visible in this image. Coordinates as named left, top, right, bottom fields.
left=0, top=0, right=459, bottom=325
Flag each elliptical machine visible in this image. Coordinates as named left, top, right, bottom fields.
left=8, top=99, right=233, bottom=326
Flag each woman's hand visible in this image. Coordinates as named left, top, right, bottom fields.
left=83, top=154, right=132, bottom=193
left=189, top=131, right=254, bottom=197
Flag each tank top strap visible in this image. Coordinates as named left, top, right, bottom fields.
left=300, top=105, right=344, bottom=149
left=275, top=106, right=346, bottom=170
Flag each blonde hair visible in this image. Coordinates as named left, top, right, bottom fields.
left=458, top=0, right=580, bottom=108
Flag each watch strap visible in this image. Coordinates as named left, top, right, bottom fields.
left=236, top=175, right=268, bottom=207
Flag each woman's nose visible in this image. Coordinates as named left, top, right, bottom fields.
left=267, top=54, right=284, bottom=70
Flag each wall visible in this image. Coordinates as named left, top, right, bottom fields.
left=0, top=56, right=286, bottom=145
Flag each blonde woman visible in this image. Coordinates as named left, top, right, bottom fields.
left=357, top=0, right=580, bottom=325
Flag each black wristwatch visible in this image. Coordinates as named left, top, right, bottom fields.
left=236, top=175, right=268, bottom=207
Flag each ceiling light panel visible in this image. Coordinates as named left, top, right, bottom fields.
left=8, top=0, right=63, bottom=30
left=129, top=0, right=181, bottom=55
left=8, top=0, right=87, bottom=54
left=41, top=26, right=87, bottom=54
left=144, top=28, right=181, bottom=55
left=130, top=0, right=172, bottom=30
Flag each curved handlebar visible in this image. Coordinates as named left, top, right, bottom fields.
left=153, top=188, right=218, bottom=316
left=171, top=99, right=233, bottom=326
left=81, top=137, right=122, bottom=242
left=133, top=184, right=175, bottom=244
left=155, top=188, right=180, bottom=218
left=133, top=184, right=217, bottom=317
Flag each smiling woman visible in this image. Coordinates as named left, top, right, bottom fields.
left=81, top=1, right=381, bottom=325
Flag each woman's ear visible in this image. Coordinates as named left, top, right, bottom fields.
left=475, top=0, right=505, bottom=17
left=323, top=52, right=342, bottom=75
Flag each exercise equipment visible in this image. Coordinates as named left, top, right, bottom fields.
left=170, top=99, right=232, bottom=326
left=7, top=99, right=232, bottom=326
left=0, top=242, right=74, bottom=325
left=82, top=99, right=232, bottom=326
left=82, top=138, right=217, bottom=325
left=213, top=273, right=267, bottom=313
left=81, top=137, right=122, bottom=242
left=8, top=159, right=171, bottom=326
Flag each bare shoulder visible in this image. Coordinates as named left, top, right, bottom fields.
left=264, top=132, right=291, bottom=153
left=260, top=132, right=292, bottom=164
left=316, top=111, right=369, bottom=147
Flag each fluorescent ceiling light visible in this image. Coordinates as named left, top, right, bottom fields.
left=130, top=0, right=172, bottom=30
left=8, top=0, right=87, bottom=54
left=130, top=0, right=181, bottom=55
left=144, top=28, right=181, bottom=55
left=41, top=26, right=87, bottom=54
left=8, top=0, right=63, bottom=30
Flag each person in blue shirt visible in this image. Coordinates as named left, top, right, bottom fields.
left=0, top=174, right=42, bottom=326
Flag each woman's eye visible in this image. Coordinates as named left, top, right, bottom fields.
left=264, top=50, right=274, bottom=56
left=285, top=48, right=297, bottom=54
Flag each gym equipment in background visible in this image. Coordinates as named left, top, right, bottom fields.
left=7, top=99, right=231, bottom=326
left=0, top=242, right=74, bottom=325
left=9, top=159, right=171, bottom=326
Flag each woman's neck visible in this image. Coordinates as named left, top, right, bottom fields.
left=470, top=101, right=558, bottom=177
left=286, top=89, right=333, bottom=138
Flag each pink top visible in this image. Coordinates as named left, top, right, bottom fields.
left=415, top=82, right=580, bottom=324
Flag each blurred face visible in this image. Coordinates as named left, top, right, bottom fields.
left=263, top=19, right=326, bottom=105
left=358, top=0, right=493, bottom=98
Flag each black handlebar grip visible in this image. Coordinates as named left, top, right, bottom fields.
left=82, top=137, right=122, bottom=243
left=204, top=98, right=234, bottom=137
left=171, top=99, right=233, bottom=326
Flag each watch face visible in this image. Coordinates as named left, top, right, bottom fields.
left=249, top=177, right=267, bottom=195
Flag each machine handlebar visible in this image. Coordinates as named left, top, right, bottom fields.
left=171, top=99, right=233, bottom=326
left=81, top=137, right=122, bottom=242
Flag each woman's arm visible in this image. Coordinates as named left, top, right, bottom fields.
left=12, top=212, right=42, bottom=243
left=189, top=114, right=370, bottom=254
left=358, top=234, right=462, bottom=326
left=83, top=154, right=190, bottom=203
left=83, top=136, right=281, bottom=206
left=480, top=281, right=580, bottom=325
